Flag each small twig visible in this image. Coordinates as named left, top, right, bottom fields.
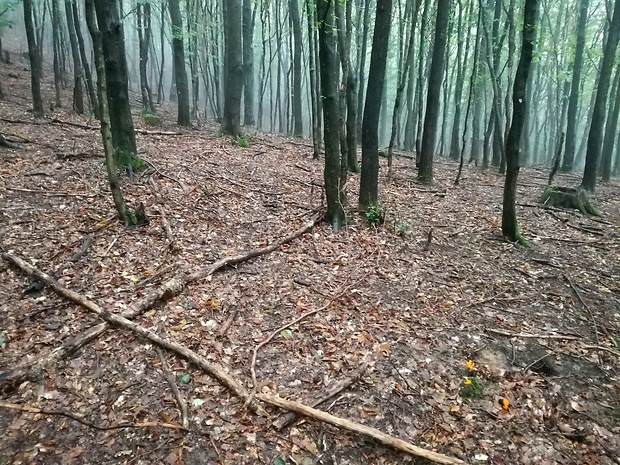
left=0, top=401, right=186, bottom=432
left=217, top=308, right=238, bottom=337
left=134, top=264, right=175, bottom=289
left=5, top=187, right=95, bottom=197
left=522, top=352, right=553, bottom=373
left=100, top=236, right=119, bottom=257
left=156, top=347, right=189, bottom=428
left=246, top=279, right=360, bottom=407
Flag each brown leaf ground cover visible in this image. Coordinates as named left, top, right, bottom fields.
left=1, top=54, right=619, bottom=465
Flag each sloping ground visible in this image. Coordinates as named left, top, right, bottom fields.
left=1, top=55, right=619, bottom=465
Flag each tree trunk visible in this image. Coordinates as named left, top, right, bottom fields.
left=318, top=0, right=345, bottom=229
left=222, top=0, right=244, bottom=136
left=305, top=0, right=321, bottom=159
left=242, top=0, right=255, bottom=126
left=85, top=0, right=129, bottom=225
left=418, top=0, right=450, bottom=183
left=562, top=0, right=589, bottom=172
left=168, top=0, right=191, bottom=126
left=580, top=0, right=620, bottom=192
left=355, top=0, right=371, bottom=140
left=94, top=0, right=137, bottom=165
left=290, top=0, right=303, bottom=137
left=51, top=0, right=62, bottom=109
left=23, top=0, right=44, bottom=117
left=359, top=0, right=392, bottom=208
left=502, top=0, right=539, bottom=243
left=137, top=2, right=156, bottom=115
left=600, top=63, right=620, bottom=182
left=71, top=1, right=98, bottom=117
left=64, top=0, right=83, bottom=114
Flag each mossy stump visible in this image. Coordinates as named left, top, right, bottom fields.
left=541, top=186, right=601, bottom=216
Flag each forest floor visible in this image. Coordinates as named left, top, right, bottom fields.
left=1, top=51, right=619, bottom=465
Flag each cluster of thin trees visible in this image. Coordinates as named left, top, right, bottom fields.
left=2, top=0, right=620, bottom=236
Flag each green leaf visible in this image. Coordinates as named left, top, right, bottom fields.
left=178, top=372, right=191, bottom=384
left=280, top=329, right=293, bottom=339
left=192, top=398, right=205, bottom=407
left=0, top=334, right=6, bottom=346
left=273, top=458, right=287, bottom=465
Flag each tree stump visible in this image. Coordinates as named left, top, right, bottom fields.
left=541, top=186, right=601, bottom=216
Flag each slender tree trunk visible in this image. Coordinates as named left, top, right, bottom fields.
left=64, top=0, right=83, bottom=114
left=502, top=0, right=538, bottom=243
left=222, top=0, right=243, bottom=136
left=317, top=0, right=345, bottom=229
left=242, top=0, right=255, bottom=126
left=137, top=2, right=156, bottom=114
left=359, top=0, right=392, bottom=208
left=581, top=0, right=620, bottom=192
left=23, top=0, right=44, bottom=117
left=71, top=1, right=98, bottom=117
left=290, top=0, right=303, bottom=136
left=306, top=0, right=321, bottom=159
left=601, top=63, right=620, bottom=182
left=169, top=0, right=191, bottom=126
left=355, top=0, right=371, bottom=140
left=51, top=0, right=62, bottom=108
left=418, top=0, right=450, bottom=183
left=85, top=0, right=129, bottom=225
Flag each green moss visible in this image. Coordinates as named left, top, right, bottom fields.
left=115, top=150, right=145, bottom=172
left=143, top=112, right=160, bottom=126
left=541, top=186, right=601, bottom=216
left=237, top=136, right=249, bottom=148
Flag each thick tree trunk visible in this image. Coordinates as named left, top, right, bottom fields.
left=502, top=0, right=539, bottom=243
left=417, top=0, right=450, bottom=184
left=168, top=0, right=191, bottom=126
left=359, top=0, right=392, bottom=208
left=580, top=0, right=620, bottom=192
left=600, top=63, right=620, bottom=182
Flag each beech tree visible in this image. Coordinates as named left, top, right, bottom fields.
left=359, top=0, right=392, bottom=209
left=417, top=0, right=450, bottom=183
left=222, top=0, right=244, bottom=136
left=169, top=0, right=191, bottom=127
left=502, top=0, right=539, bottom=243
left=23, top=0, right=43, bottom=117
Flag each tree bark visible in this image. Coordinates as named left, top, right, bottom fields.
left=71, top=1, right=98, bottom=117
left=359, top=0, right=392, bottom=207
left=64, top=0, right=83, bottom=114
left=168, top=0, right=191, bottom=126
left=502, top=0, right=539, bottom=243
left=318, top=0, right=345, bottom=229
left=580, top=0, right=620, bottom=192
left=23, top=0, right=44, bottom=117
left=242, top=0, right=255, bottom=126
left=418, top=0, right=450, bottom=183
left=290, top=0, right=303, bottom=137
left=222, top=0, right=244, bottom=136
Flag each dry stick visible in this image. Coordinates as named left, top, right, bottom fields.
left=256, top=394, right=466, bottom=465
left=0, top=213, right=322, bottom=390
left=0, top=401, right=185, bottom=432
left=68, top=234, right=94, bottom=262
left=3, top=254, right=462, bottom=465
left=564, top=273, right=617, bottom=348
left=247, top=279, right=358, bottom=407
left=272, top=362, right=368, bottom=431
left=486, top=328, right=581, bottom=340
left=156, top=347, right=189, bottom=428
left=5, top=186, right=95, bottom=197
left=134, top=264, right=176, bottom=290
left=0, top=254, right=260, bottom=413
left=217, top=308, right=239, bottom=337
left=148, top=177, right=177, bottom=252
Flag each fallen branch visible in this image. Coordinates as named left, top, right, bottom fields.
left=0, top=212, right=322, bottom=390
left=256, top=393, right=466, bottom=465
left=486, top=328, right=580, bottom=340
left=273, top=362, right=368, bottom=430
left=68, top=234, right=94, bottom=262
left=156, top=347, right=189, bottom=428
left=0, top=401, right=185, bottom=432
left=217, top=307, right=238, bottom=337
left=2, top=253, right=466, bottom=465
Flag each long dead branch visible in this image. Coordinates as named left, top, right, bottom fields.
left=3, top=257, right=464, bottom=465
left=257, top=394, right=466, bottom=465
left=0, top=212, right=322, bottom=390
